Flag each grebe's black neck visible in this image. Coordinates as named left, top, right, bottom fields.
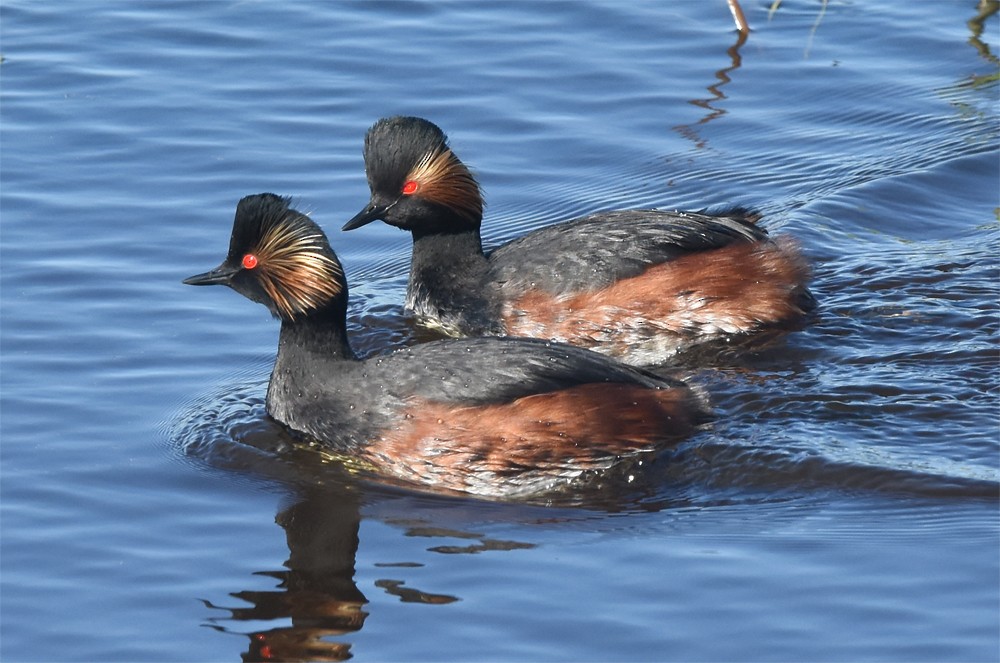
left=411, top=223, right=485, bottom=259
left=276, top=295, right=356, bottom=363
left=267, top=295, right=357, bottom=423
left=409, top=227, right=490, bottom=294
left=406, top=227, right=504, bottom=334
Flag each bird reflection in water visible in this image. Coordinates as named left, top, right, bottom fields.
left=201, top=486, right=367, bottom=661
left=201, top=483, right=533, bottom=661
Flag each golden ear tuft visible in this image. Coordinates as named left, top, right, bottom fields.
left=404, top=146, right=483, bottom=224
left=252, top=214, right=343, bottom=320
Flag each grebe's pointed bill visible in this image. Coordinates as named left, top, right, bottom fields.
left=342, top=200, right=389, bottom=231
left=183, top=264, right=239, bottom=287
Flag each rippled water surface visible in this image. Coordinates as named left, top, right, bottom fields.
left=2, top=2, right=998, bottom=661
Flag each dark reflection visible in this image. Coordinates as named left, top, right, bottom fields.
left=203, top=484, right=368, bottom=661
left=389, top=519, right=537, bottom=555
left=374, top=579, right=458, bottom=604
left=967, top=0, right=999, bottom=77
left=200, top=481, right=537, bottom=661
left=672, top=29, right=747, bottom=148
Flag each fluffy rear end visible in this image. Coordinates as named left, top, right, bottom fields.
left=369, top=382, right=709, bottom=497
left=504, top=237, right=814, bottom=362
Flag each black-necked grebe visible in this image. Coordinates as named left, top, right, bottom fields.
left=343, top=116, right=815, bottom=365
left=185, top=194, right=710, bottom=498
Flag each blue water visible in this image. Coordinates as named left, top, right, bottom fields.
left=2, top=1, right=998, bottom=661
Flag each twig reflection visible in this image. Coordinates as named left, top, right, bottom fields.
left=672, top=29, right=748, bottom=149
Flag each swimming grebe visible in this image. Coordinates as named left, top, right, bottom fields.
left=185, top=194, right=710, bottom=498
left=343, top=116, right=815, bottom=365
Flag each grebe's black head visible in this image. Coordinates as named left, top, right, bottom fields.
left=184, top=193, right=345, bottom=321
left=343, top=116, right=484, bottom=235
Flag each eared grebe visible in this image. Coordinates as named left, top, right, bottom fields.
left=343, top=116, right=815, bottom=365
left=185, top=194, right=710, bottom=498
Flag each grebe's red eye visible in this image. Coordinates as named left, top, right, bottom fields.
left=401, top=180, right=419, bottom=195
left=242, top=253, right=259, bottom=270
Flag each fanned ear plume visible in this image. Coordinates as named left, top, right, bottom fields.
left=253, top=215, right=343, bottom=320
left=233, top=195, right=344, bottom=320
left=405, top=145, right=483, bottom=225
